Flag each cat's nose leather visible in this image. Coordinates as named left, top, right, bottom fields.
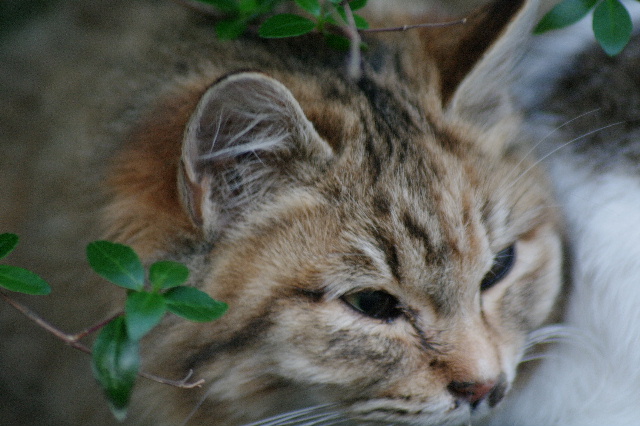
left=447, top=379, right=504, bottom=408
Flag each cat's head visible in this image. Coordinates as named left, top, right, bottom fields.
left=106, top=0, right=562, bottom=424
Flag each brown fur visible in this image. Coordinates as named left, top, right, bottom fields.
left=106, top=83, right=204, bottom=256
left=0, top=1, right=562, bottom=425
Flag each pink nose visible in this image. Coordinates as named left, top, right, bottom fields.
left=447, top=380, right=499, bottom=408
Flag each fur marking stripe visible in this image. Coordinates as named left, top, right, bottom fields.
left=370, top=228, right=402, bottom=283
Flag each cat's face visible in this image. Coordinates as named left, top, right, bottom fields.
left=122, top=76, right=560, bottom=426
left=176, top=125, right=561, bottom=425
left=105, top=0, right=562, bottom=424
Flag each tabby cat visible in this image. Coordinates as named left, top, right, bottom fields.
left=0, top=0, right=563, bottom=425
left=483, top=8, right=640, bottom=425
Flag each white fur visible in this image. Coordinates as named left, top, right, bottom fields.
left=484, top=3, right=640, bottom=424
left=515, top=1, right=640, bottom=111
left=487, top=155, right=640, bottom=425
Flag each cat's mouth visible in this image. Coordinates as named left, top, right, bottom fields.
left=347, top=399, right=489, bottom=425
left=231, top=365, right=513, bottom=426
left=237, top=390, right=504, bottom=426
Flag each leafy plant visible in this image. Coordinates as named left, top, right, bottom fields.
left=0, top=233, right=228, bottom=420
left=199, top=0, right=369, bottom=45
left=198, top=0, right=283, bottom=39
left=190, top=0, right=466, bottom=79
left=535, top=0, right=634, bottom=56
left=259, top=0, right=368, bottom=40
left=198, top=0, right=637, bottom=63
left=0, top=233, right=51, bottom=295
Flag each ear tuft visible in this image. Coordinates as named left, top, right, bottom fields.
left=179, top=72, right=332, bottom=234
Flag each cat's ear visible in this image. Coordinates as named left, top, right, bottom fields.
left=426, top=0, right=538, bottom=129
left=179, top=72, right=333, bottom=234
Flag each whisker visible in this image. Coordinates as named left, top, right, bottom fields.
left=327, top=252, right=371, bottom=258
left=241, top=404, right=340, bottom=426
left=524, top=324, right=572, bottom=348
left=295, top=413, right=345, bottom=426
left=519, top=351, right=563, bottom=363
left=317, top=419, right=351, bottom=426
left=507, top=108, right=601, bottom=181
left=507, top=121, right=625, bottom=191
left=180, top=379, right=218, bottom=426
left=519, top=322, right=607, bottom=366
left=518, top=324, right=570, bottom=364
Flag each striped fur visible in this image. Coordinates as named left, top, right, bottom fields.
left=0, top=0, right=563, bottom=425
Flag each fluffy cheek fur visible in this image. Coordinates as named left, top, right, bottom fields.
left=145, top=212, right=561, bottom=426
left=491, top=224, right=563, bottom=337
left=125, top=151, right=563, bottom=426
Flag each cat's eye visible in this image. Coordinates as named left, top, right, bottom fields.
left=480, top=244, right=516, bottom=292
left=342, top=290, right=403, bottom=321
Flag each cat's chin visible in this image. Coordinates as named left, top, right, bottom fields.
left=343, top=400, right=472, bottom=426
left=233, top=388, right=502, bottom=426
left=332, top=394, right=498, bottom=426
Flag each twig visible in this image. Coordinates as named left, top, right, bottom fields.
left=336, top=1, right=467, bottom=80
left=360, top=18, right=468, bottom=33
left=0, top=290, right=92, bottom=354
left=0, top=290, right=204, bottom=389
left=171, top=0, right=468, bottom=40
left=341, top=1, right=362, bottom=80
left=70, top=311, right=124, bottom=341
left=140, top=370, right=205, bottom=389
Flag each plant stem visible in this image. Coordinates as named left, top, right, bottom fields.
left=359, top=18, right=468, bottom=33
left=139, top=369, right=205, bottom=389
left=69, top=311, right=125, bottom=341
left=0, top=290, right=92, bottom=354
left=0, top=289, right=204, bottom=389
left=341, top=1, right=362, bottom=80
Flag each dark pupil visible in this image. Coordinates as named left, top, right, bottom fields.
left=480, top=245, right=516, bottom=291
left=348, top=291, right=401, bottom=321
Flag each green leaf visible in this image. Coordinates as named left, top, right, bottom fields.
left=534, top=0, right=598, bottom=33
left=238, top=0, right=259, bottom=13
left=149, top=261, right=190, bottom=291
left=0, top=233, right=19, bottom=259
left=216, top=18, right=248, bottom=40
left=258, top=14, right=316, bottom=38
left=92, top=316, right=140, bottom=421
left=164, top=286, right=228, bottom=322
left=323, top=33, right=368, bottom=52
left=195, top=0, right=240, bottom=14
left=332, top=7, right=369, bottom=29
left=593, top=0, right=632, bottom=56
left=349, top=0, right=368, bottom=11
left=125, top=291, right=167, bottom=341
left=324, top=33, right=351, bottom=50
left=295, top=0, right=321, bottom=17
left=352, top=13, right=369, bottom=30
left=86, top=241, right=144, bottom=291
left=0, top=265, right=51, bottom=295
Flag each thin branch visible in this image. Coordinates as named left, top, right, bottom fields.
left=336, top=0, right=467, bottom=80
left=341, top=1, right=362, bottom=80
left=0, top=290, right=204, bottom=389
left=171, top=0, right=468, bottom=39
left=360, top=18, right=468, bottom=33
left=140, top=370, right=205, bottom=389
left=70, top=310, right=124, bottom=341
left=0, top=290, right=92, bottom=354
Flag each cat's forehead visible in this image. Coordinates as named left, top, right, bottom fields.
left=310, top=168, right=492, bottom=310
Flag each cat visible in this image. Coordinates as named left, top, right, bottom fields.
left=482, top=4, right=640, bottom=425
left=0, top=0, right=565, bottom=425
